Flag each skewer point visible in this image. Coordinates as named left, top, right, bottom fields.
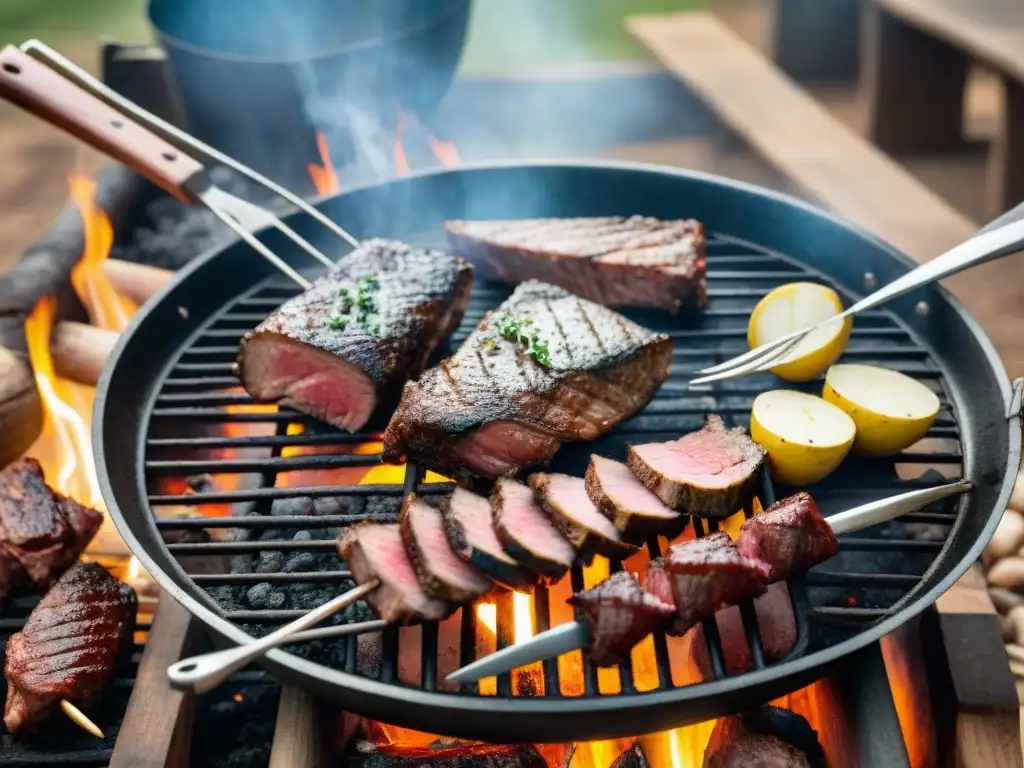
left=61, top=699, right=104, bottom=739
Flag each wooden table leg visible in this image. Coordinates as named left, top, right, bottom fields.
left=988, top=78, right=1024, bottom=219
left=110, top=595, right=203, bottom=768
left=861, top=4, right=968, bottom=154
left=269, top=686, right=325, bottom=768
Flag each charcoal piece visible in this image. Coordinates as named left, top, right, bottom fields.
left=258, top=550, right=284, bottom=573
left=365, top=496, right=402, bottom=520
left=293, top=530, right=314, bottom=542
left=611, top=744, right=651, bottom=768
left=271, top=497, right=314, bottom=517
left=246, top=582, right=274, bottom=608
left=314, top=495, right=366, bottom=516
left=284, top=553, right=317, bottom=573
left=189, top=679, right=279, bottom=768
left=266, top=591, right=286, bottom=610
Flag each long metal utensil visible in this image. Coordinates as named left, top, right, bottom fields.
left=167, top=579, right=383, bottom=695
left=0, top=45, right=333, bottom=290
left=690, top=215, right=1024, bottom=385
left=445, top=480, right=972, bottom=684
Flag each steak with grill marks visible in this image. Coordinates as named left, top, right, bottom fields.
left=382, top=281, right=672, bottom=479
left=736, top=493, right=838, bottom=583
left=569, top=571, right=676, bottom=666
left=0, top=458, right=103, bottom=597
left=445, top=216, right=707, bottom=312
left=337, top=523, right=453, bottom=625
left=4, top=562, right=137, bottom=735
left=628, top=415, right=766, bottom=518
left=236, top=238, right=473, bottom=432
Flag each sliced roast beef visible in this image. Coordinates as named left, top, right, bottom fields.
left=585, top=455, right=685, bottom=539
left=628, top=415, right=766, bottom=518
left=382, top=281, right=672, bottom=479
left=236, top=238, right=473, bottom=432
left=441, top=488, right=535, bottom=590
left=445, top=216, right=707, bottom=312
left=662, top=532, right=768, bottom=633
left=528, top=473, right=638, bottom=559
left=399, top=494, right=493, bottom=603
left=492, top=478, right=574, bottom=582
left=337, top=523, right=452, bottom=624
left=569, top=571, right=676, bottom=666
left=736, top=493, right=838, bottom=583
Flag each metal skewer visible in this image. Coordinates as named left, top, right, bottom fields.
left=445, top=480, right=972, bottom=684
left=167, top=579, right=382, bottom=695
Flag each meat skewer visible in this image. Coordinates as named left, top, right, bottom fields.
left=4, top=562, right=137, bottom=739
left=445, top=480, right=970, bottom=683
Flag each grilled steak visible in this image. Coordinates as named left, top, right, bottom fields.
left=704, top=707, right=820, bottom=768
left=337, top=523, right=452, bottom=624
left=236, top=238, right=473, bottom=432
left=441, top=488, right=535, bottom=590
left=628, top=415, right=766, bottom=518
left=0, top=458, right=103, bottom=596
left=644, top=558, right=690, bottom=636
left=662, top=532, right=768, bottom=634
left=492, top=478, right=574, bottom=582
left=528, top=473, right=638, bottom=559
left=585, top=455, right=685, bottom=538
left=4, top=562, right=137, bottom=735
left=400, top=493, right=493, bottom=603
left=445, top=216, right=707, bottom=312
left=688, top=583, right=796, bottom=679
left=382, top=281, right=672, bottom=479
left=736, top=493, right=838, bottom=583
left=569, top=571, right=676, bottom=666
left=363, top=743, right=549, bottom=768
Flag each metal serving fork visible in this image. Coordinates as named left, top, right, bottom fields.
left=0, top=41, right=361, bottom=290
left=691, top=203, right=1024, bottom=385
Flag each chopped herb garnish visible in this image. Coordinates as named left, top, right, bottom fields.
left=328, top=314, right=347, bottom=330
left=488, top=311, right=551, bottom=367
left=338, top=287, right=350, bottom=298
left=531, top=338, right=551, bottom=367
left=330, top=273, right=382, bottom=335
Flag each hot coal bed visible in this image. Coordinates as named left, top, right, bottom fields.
left=0, top=41, right=1017, bottom=768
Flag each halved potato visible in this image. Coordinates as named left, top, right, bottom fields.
left=822, top=364, right=940, bottom=455
left=750, top=390, right=856, bottom=485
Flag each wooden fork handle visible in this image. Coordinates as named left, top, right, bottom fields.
left=0, top=45, right=204, bottom=201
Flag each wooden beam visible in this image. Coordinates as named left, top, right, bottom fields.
left=627, top=11, right=976, bottom=264
left=109, top=596, right=202, bottom=768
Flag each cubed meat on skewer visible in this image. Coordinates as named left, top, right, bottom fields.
left=736, top=493, right=839, bottom=583
left=585, top=455, right=685, bottom=539
left=628, top=415, right=766, bottom=518
left=492, top=478, right=574, bottom=583
left=4, top=562, right=137, bottom=735
left=441, top=487, right=535, bottom=591
left=444, top=215, right=708, bottom=312
left=399, top=494, right=493, bottom=603
left=0, top=458, right=103, bottom=597
left=569, top=571, right=676, bottom=666
left=661, top=532, right=769, bottom=634
left=529, top=473, right=639, bottom=560
left=236, top=239, right=473, bottom=433
left=644, top=558, right=690, bottom=636
left=337, top=523, right=452, bottom=624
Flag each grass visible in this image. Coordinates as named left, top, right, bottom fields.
left=0, top=0, right=705, bottom=73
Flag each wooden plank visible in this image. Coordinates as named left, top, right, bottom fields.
left=109, top=596, right=202, bottom=768
left=875, top=0, right=1024, bottom=85
left=862, top=3, right=969, bottom=155
left=627, top=11, right=976, bottom=263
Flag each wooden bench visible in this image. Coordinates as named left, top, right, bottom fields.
left=863, top=0, right=1024, bottom=217
left=628, top=14, right=1024, bottom=765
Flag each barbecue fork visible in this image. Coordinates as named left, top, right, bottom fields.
left=691, top=208, right=1024, bottom=385
left=445, top=480, right=971, bottom=684
left=0, top=42, right=361, bottom=291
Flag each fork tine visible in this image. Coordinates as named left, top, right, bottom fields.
left=205, top=206, right=312, bottom=290
left=695, top=333, right=802, bottom=375
left=689, top=335, right=804, bottom=386
left=271, top=218, right=338, bottom=269
left=20, top=38, right=362, bottom=251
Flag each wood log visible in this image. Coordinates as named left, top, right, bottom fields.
left=109, top=596, right=202, bottom=768
left=101, top=259, right=173, bottom=306
left=0, top=346, right=42, bottom=467
left=52, top=321, right=118, bottom=386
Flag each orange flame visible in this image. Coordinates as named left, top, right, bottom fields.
left=394, top=112, right=410, bottom=177
left=427, top=134, right=460, bottom=167
left=307, top=130, right=341, bottom=197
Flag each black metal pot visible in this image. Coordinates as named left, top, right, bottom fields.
left=147, top=0, right=471, bottom=188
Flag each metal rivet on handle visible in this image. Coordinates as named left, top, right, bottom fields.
left=2, top=63, right=20, bottom=75
left=161, top=151, right=177, bottom=162
left=863, top=272, right=877, bottom=291
left=916, top=301, right=930, bottom=316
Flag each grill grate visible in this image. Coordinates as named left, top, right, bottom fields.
left=142, top=231, right=962, bottom=707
